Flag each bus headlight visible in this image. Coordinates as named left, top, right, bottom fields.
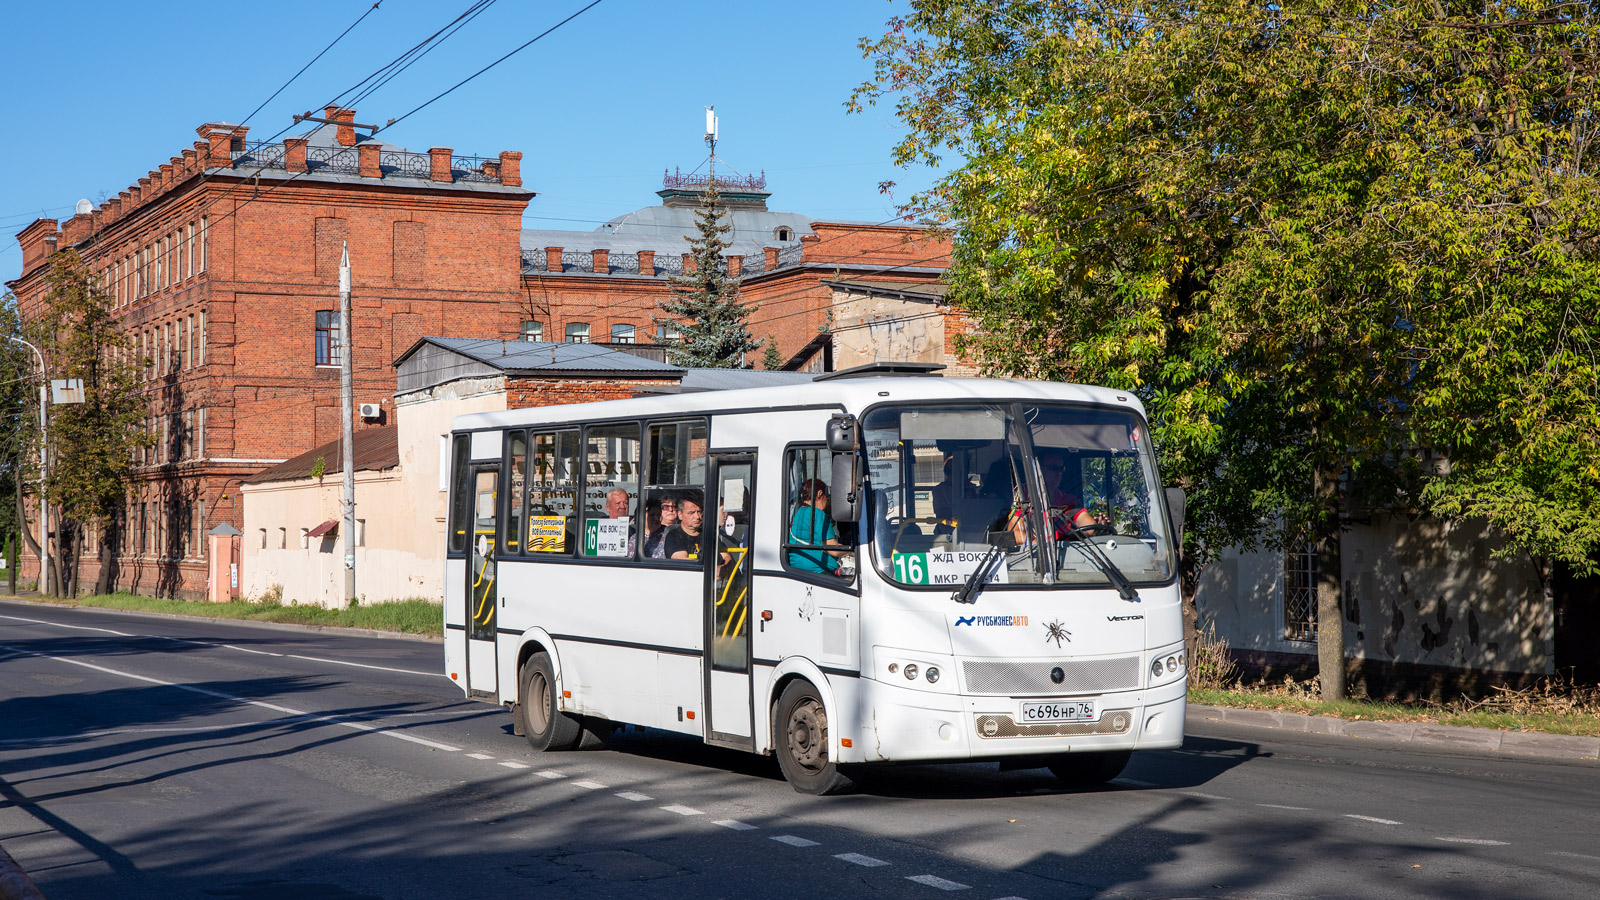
left=925, top=666, right=940, bottom=684
left=904, top=664, right=919, bottom=680
left=1151, top=659, right=1166, bottom=680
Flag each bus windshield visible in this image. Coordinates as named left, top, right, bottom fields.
left=861, top=403, right=1175, bottom=590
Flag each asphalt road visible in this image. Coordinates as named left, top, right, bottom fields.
left=2, top=599, right=1596, bottom=900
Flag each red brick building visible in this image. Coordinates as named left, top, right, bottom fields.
left=7, top=108, right=532, bottom=597
left=9, top=114, right=950, bottom=599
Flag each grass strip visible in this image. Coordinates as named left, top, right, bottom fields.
left=1190, top=687, right=1600, bottom=738
left=14, top=592, right=443, bottom=637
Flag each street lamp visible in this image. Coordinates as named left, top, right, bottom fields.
left=6, top=335, right=47, bottom=595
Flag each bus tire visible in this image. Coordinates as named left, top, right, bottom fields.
left=774, top=681, right=857, bottom=795
left=576, top=716, right=611, bottom=750
left=519, top=652, right=581, bottom=752
left=1046, top=750, right=1131, bottom=786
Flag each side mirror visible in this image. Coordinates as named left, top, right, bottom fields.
left=826, top=414, right=858, bottom=452
left=831, top=452, right=860, bottom=523
left=1164, top=486, right=1187, bottom=550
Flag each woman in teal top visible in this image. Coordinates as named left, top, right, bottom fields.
left=788, top=479, right=844, bottom=574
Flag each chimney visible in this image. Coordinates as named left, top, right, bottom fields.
left=727, top=255, right=742, bottom=278
left=498, top=150, right=522, bottom=187
left=592, top=249, right=609, bottom=273
left=765, top=247, right=779, bottom=269
left=284, top=136, right=309, bottom=173
left=358, top=143, right=381, bottom=178
left=682, top=252, right=696, bottom=274
left=637, top=249, right=655, bottom=275
left=324, top=106, right=358, bottom=147
left=199, top=124, right=235, bottom=165
left=428, top=147, right=452, bottom=182
left=545, top=247, right=563, bottom=272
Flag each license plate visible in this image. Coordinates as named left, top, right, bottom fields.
left=1019, top=700, right=1097, bottom=724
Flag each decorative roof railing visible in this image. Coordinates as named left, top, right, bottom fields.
left=523, top=247, right=805, bottom=278
left=452, top=154, right=499, bottom=183
left=380, top=149, right=431, bottom=178
left=232, top=141, right=286, bottom=169
left=308, top=146, right=361, bottom=175
left=662, top=168, right=768, bottom=193
left=521, top=249, right=547, bottom=273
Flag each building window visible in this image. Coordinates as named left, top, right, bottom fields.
left=356, top=519, right=366, bottom=548
left=610, top=323, right=636, bottom=344
left=775, top=226, right=794, bottom=242
left=655, top=324, right=680, bottom=343
left=520, top=320, right=543, bottom=342
left=198, top=309, right=206, bottom=365
left=259, top=528, right=268, bottom=549
left=565, top=322, right=590, bottom=343
left=185, top=223, right=194, bottom=280
left=278, top=527, right=287, bottom=549
left=1283, top=540, right=1318, bottom=643
left=316, top=311, right=342, bottom=366
left=199, top=216, right=208, bottom=273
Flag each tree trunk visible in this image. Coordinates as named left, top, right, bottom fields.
left=1179, top=547, right=1201, bottom=664
left=95, top=515, right=117, bottom=597
left=1314, top=467, right=1347, bottom=701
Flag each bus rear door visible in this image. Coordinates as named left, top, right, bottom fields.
left=705, top=454, right=755, bottom=748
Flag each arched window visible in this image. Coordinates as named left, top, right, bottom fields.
left=565, top=322, right=591, bottom=343
left=774, top=226, right=794, bottom=242
left=610, top=323, right=636, bottom=344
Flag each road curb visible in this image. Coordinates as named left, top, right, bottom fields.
left=0, top=844, right=45, bottom=900
left=1190, top=704, right=1600, bottom=762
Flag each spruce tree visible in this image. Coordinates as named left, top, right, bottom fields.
left=762, top=334, right=784, bottom=370
left=654, top=184, right=760, bottom=368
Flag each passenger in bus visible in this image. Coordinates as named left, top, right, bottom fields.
left=642, top=494, right=679, bottom=559
left=666, top=492, right=704, bottom=562
left=788, top=479, right=848, bottom=576
left=606, top=488, right=637, bottom=556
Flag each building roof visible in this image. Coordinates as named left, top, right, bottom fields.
left=673, top=368, right=817, bottom=392
left=822, top=279, right=949, bottom=303
left=219, top=120, right=529, bottom=196
left=522, top=202, right=813, bottom=259
left=242, top=425, right=399, bottom=485
left=394, top=337, right=687, bottom=395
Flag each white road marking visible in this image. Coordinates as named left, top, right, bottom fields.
left=572, top=781, right=607, bottom=790
left=499, top=761, right=529, bottom=769
left=714, top=819, right=757, bottom=831
left=615, top=791, right=653, bottom=802
left=1346, top=815, right=1402, bottom=825
left=661, top=805, right=702, bottom=816
left=1551, top=851, right=1600, bottom=862
left=1438, top=837, right=1509, bottom=846
left=535, top=770, right=565, bottom=779
left=906, top=874, right=970, bottom=890
left=0, top=644, right=461, bottom=751
left=467, top=753, right=494, bottom=760
left=1181, top=791, right=1229, bottom=800
left=834, top=853, right=888, bottom=867
left=772, top=835, right=819, bottom=847
left=1109, top=777, right=1157, bottom=787
left=1258, top=804, right=1313, bottom=811
left=0, top=613, right=436, bottom=677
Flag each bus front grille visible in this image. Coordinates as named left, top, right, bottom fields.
left=974, top=710, right=1133, bottom=739
left=961, top=657, right=1140, bottom=695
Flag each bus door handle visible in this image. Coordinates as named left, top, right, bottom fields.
left=759, top=609, right=772, bottom=632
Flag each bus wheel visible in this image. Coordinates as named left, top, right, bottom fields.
left=1046, top=750, right=1131, bottom=786
left=775, top=681, right=857, bottom=795
left=519, top=652, right=581, bottom=752
left=576, top=716, right=611, bottom=750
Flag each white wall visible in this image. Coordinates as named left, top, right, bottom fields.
left=1195, top=512, right=1553, bottom=676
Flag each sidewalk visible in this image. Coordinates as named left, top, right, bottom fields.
left=1189, top=703, right=1600, bottom=762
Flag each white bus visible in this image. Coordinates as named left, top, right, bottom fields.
left=443, top=366, right=1188, bottom=793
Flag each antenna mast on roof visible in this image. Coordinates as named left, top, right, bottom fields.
left=704, top=106, right=719, bottom=191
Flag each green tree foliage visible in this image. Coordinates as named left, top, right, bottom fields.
left=36, top=251, right=150, bottom=596
left=854, top=1, right=1600, bottom=697
left=655, top=184, right=761, bottom=368
left=0, top=294, right=35, bottom=583
left=762, top=334, right=784, bottom=371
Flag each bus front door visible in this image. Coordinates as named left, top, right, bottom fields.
left=705, top=454, right=755, bottom=748
left=466, top=465, right=499, bottom=697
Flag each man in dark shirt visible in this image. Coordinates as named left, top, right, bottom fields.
left=666, top=493, right=704, bottom=562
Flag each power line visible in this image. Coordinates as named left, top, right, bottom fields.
left=239, top=1, right=385, bottom=128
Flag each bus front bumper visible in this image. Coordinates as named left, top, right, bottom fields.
left=840, top=676, right=1187, bottom=764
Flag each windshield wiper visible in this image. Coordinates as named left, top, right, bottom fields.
left=1061, top=526, right=1141, bottom=602
left=951, top=533, right=1015, bottom=605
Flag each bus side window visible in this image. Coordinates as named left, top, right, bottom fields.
left=644, top=419, right=708, bottom=564
left=526, top=430, right=579, bottom=556
left=783, top=446, right=854, bottom=577
left=580, top=422, right=641, bottom=560
left=447, top=434, right=471, bottom=555
left=505, top=431, right=527, bottom=556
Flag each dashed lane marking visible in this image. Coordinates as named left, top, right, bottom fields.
left=1346, top=815, right=1403, bottom=825
left=714, top=819, right=757, bottom=831
left=835, top=853, right=889, bottom=867
left=0, top=644, right=461, bottom=751
left=1551, top=851, right=1600, bottom=862
left=1257, top=804, right=1313, bottom=811
left=1181, top=791, right=1229, bottom=800
left=906, top=874, right=970, bottom=891
left=1439, top=838, right=1510, bottom=846
left=535, top=770, right=565, bottom=779
left=499, top=761, right=529, bottom=769
left=772, top=835, right=820, bottom=847
left=467, top=753, right=494, bottom=760
left=615, top=791, right=652, bottom=802
left=662, top=805, right=702, bottom=816
left=572, top=781, right=607, bottom=790
left=1109, top=777, right=1157, bottom=787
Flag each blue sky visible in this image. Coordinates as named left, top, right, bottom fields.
left=0, top=0, right=936, bottom=273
